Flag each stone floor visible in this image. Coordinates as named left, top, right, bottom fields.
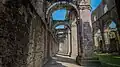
left=43, top=54, right=102, bottom=67
left=43, top=55, right=83, bottom=67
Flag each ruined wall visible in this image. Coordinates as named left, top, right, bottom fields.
left=0, top=0, right=49, bottom=67
left=0, top=2, right=30, bottom=67
left=0, top=0, right=62, bottom=67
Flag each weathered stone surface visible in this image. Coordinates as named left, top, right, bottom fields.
left=0, top=1, right=52, bottom=67
left=0, top=0, right=95, bottom=67
left=80, top=9, right=93, bottom=57
left=0, top=2, right=30, bottom=67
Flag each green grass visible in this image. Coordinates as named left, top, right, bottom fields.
left=96, top=53, right=120, bottom=67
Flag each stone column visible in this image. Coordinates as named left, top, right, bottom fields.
left=71, top=22, right=78, bottom=57
left=80, top=9, right=93, bottom=57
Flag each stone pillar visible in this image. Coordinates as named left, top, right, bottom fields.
left=71, top=22, right=78, bottom=57
left=80, top=9, right=93, bottom=57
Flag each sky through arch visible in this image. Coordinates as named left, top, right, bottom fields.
left=52, top=0, right=102, bottom=28
left=52, top=0, right=102, bottom=20
left=52, top=9, right=67, bottom=20
left=91, top=0, right=102, bottom=11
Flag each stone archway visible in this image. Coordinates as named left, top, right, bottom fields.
left=46, top=1, right=80, bottom=28
left=45, top=1, right=81, bottom=58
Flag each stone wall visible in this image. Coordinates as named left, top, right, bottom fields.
left=0, top=1, right=31, bottom=67
left=0, top=0, right=56, bottom=67
left=27, top=15, right=47, bottom=67
left=0, top=0, right=74, bottom=67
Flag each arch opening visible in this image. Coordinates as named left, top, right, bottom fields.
left=46, top=1, right=80, bottom=57
left=52, top=9, right=67, bottom=20
left=46, top=1, right=79, bottom=28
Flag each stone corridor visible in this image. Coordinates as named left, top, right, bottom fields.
left=0, top=0, right=120, bottom=67
left=0, top=0, right=94, bottom=67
